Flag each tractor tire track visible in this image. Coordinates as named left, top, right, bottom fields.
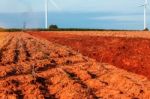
left=0, top=35, right=14, bottom=62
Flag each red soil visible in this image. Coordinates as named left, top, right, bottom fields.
left=0, top=32, right=150, bottom=98
left=29, top=31, right=150, bottom=79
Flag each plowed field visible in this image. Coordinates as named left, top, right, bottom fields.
left=29, top=31, right=150, bottom=79
left=0, top=32, right=150, bottom=99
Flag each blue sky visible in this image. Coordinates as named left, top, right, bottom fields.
left=0, top=0, right=144, bottom=13
left=0, top=0, right=149, bottom=29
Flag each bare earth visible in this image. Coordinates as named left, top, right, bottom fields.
left=30, top=31, right=150, bottom=38
left=29, top=31, right=150, bottom=79
left=0, top=32, right=149, bottom=99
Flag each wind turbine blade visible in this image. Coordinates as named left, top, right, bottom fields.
left=146, top=0, right=148, bottom=4
left=49, top=0, right=61, bottom=11
left=138, top=5, right=145, bottom=7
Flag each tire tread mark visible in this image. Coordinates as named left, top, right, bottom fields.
left=13, top=39, right=20, bottom=64
left=0, top=36, right=14, bottom=62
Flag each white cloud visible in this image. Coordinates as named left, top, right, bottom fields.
left=91, top=15, right=143, bottom=21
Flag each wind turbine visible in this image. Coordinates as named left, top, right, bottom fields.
left=45, top=0, right=48, bottom=29
left=44, top=0, right=61, bottom=29
left=140, top=0, right=148, bottom=30
left=144, top=0, right=148, bottom=30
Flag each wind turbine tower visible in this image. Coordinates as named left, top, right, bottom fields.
left=45, top=0, right=48, bottom=29
left=144, top=0, right=148, bottom=30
